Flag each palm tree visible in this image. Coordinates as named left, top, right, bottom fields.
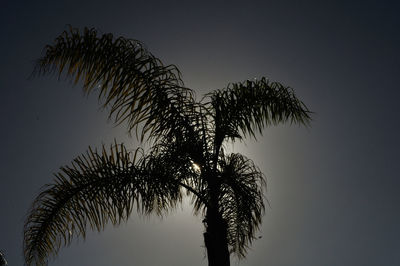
left=24, top=26, right=311, bottom=266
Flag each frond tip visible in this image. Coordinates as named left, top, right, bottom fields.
left=0, top=251, right=7, bottom=266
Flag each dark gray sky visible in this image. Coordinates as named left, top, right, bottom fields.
left=1, top=0, right=399, bottom=265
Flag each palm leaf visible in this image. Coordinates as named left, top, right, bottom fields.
left=207, top=77, right=312, bottom=144
left=23, top=143, right=184, bottom=265
left=34, top=26, right=197, bottom=142
left=0, top=251, right=7, bottom=266
left=218, top=153, right=265, bottom=258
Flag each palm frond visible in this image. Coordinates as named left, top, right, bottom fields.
left=0, top=251, right=7, bottom=266
left=23, top=143, right=184, bottom=265
left=218, top=153, right=265, bottom=258
left=34, top=26, right=196, bottom=142
left=207, top=77, right=312, bottom=142
left=24, top=143, right=136, bottom=265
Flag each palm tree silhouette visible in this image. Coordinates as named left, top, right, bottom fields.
left=24, top=26, right=311, bottom=266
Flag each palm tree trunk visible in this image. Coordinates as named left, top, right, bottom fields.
left=203, top=209, right=230, bottom=266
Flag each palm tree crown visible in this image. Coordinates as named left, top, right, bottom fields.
left=24, top=26, right=311, bottom=266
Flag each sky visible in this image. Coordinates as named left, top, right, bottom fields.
left=1, top=0, right=399, bottom=265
